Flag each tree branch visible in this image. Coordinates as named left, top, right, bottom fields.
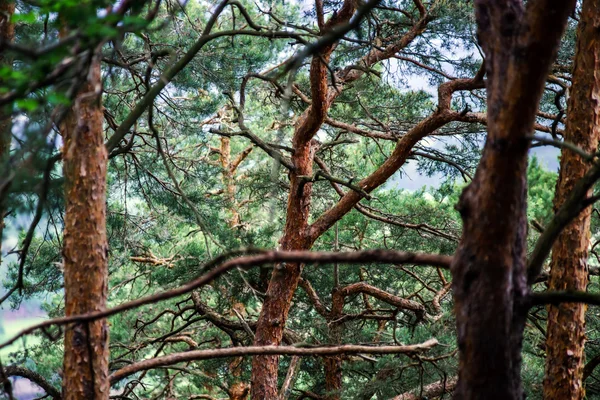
left=2, top=366, right=61, bottom=400
left=110, top=339, right=439, bottom=384
left=0, top=249, right=452, bottom=351
left=338, top=282, right=425, bottom=319
left=390, top=375, right=457, bottom=400
left=527, top=160, right=600, bottom=283
left=528, top=290, right=600, bottom=308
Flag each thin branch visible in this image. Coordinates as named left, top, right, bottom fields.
left=528, top=290, right=600, bottom=308
left=527, top=160, right=600, bottom=283
left=279, top=356, right=302, bottom=400
left=527, top=134, right=595, bottom=161
left=110, top=339, right=439, bottom=383
left=106, top=19, right=305, bottom=150
left=0, top=249, right=452, bottom=351
left=150, top=107, right=223, bottom=252
left=390, top=376, right=457, bottom=400
left=2, top=366, right=61, bottom=400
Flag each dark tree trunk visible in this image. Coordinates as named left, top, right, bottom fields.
left=543, top=1, right=600, bottom=398
left=61, top=57, right=110, bottom=400
left=451, top=1, right=575, bottom=399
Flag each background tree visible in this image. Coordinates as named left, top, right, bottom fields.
left=543, top=0, right=600, bottom=398
left=3, top=1, right=600, bottom=400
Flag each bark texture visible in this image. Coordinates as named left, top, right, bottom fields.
left=0, top=0, right=14, bottom=250
left=61, top=58, right=110, bottom=399
left=250, top=2, right=357, bottom=397
left=451, top=1, right=575, bottom=399
left=543, top=2, right=600, bottom=398
left=250, top=2, right=480, bottom=397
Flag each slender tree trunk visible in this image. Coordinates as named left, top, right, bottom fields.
left=0, top=0, right=15, bottom=252
left=543, top=2, right=600, bottom=398
left=219, top=136, right=240, bottom=227
left=61, top=56, right=110, bottom=399
left=451, top=1, right=574, bottom=399
left=323, top=288, right=344, bottom=400
left=250, top=136, right=319, bottom=398
left=250, top=3, right=357, bottom=397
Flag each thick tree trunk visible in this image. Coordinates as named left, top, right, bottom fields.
left=451, top=1, right=574, bottom=399
left=0, top=0, right=15, bottom=251
left=61, top=57, right=110, bottom=399
left=543, top=2, right=600, bottom=398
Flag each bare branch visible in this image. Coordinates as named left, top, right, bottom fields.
left=2, top=366, right=61, bottom=400
left=527, top=160, right=600, bottom=283
left=528, top=290, right=600, bottom=308
left=389, top=376, right=457, bottom=400
left=110, top=339, right=439, bottom=383
left=0, top=249, right=452, bottom=351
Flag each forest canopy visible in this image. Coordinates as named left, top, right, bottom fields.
left=0, top=1, right=598, bottom=399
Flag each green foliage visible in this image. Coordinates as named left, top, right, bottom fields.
left=0, top=0, right=595, bottom=399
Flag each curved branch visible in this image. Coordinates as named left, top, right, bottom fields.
left=106, top=23, right=308, bottom=151
left=527, top=160, right=600, bottom=283
left=2, top=366, right=61, bottom=400
left=110, top=339, right=439, bottom=383
left=338, top=282, right=425, bottom=318
left=0, top=249, right=452, bottom=351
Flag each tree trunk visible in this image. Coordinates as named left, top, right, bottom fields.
left=543, top=2, right=600, bottom=398
left=323, top=288, right=344, bottom=400
left=0, top=0, right=15, bottom=252
left=451, top=1, right=575, bottom=399
left=61, top=56, right=110, bottom=399
left=250, top=3, right=357, bottom=397
left=250, top=136, right=319, bottom=398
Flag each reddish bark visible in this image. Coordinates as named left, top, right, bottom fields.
left=543, top=1, right=600, bottom=398
left=250, top=2, right=357, bottom=397
left=0, top=0, right=14, bottom=250
left=250, top=3, right=483, bottom=397
left=230, top=382, right=250, bottom=400
left=451, top=1, right=575, bottom=399
left=61, top=57, right=110, bottom=399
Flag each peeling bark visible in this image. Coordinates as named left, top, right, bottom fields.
left=61, top=56, right=110, bottom=399
left=543, top=1, right=600, bottom=398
